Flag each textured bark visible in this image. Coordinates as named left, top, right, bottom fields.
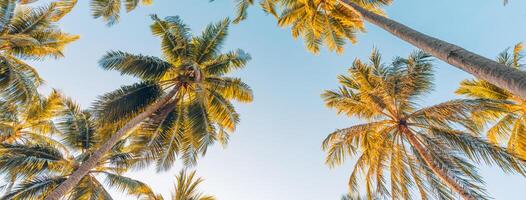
left=44, top=86, right=180, bottom=200
left=338, top=0, right=526, bottom=99
left=400, top=126, right=475, bottom=200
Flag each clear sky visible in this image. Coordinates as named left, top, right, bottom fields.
left=30, top=0, right=526, bottom=199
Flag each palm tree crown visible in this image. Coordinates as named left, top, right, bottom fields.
left=456, top=43, right=526, bottom=159
left=277, top=0, right=364, bottom=53
left=168, top=170, right=215, bottom=200
left=0, top=97, right=157, bottom=199
left=90, top=0, right=152, bottom=25
left=0, top=0, right=78, bottom=103
left=257, top=0, right=390, bottom=54
left=96, top=15, right=253, bottom=170
left=322, top=49, right=526, bottom=200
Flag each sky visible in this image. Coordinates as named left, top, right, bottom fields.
left=28, top=0, right=526, bottom=199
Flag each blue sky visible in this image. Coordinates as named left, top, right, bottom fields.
left=31, top=0, right=526, bottom=199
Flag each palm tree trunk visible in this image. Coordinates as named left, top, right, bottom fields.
left=399, top=125, right=475, bottom=200
left=337, top=0, right=526, bottom=99
left=44, top=86, right=180, bottom=200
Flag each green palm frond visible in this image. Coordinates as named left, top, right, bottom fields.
left=0, top=0, right=16, bottom=32
left=92, top=81, right=163, bottom=124
left=428, top=127, right=526, bottom=175
left=1, top=176, right=65, bottom=200
left=206, top=89, right=239, bottom=131
left=203, top=49, right=251, bottom=76
left=205, top=77, right=253, bottom=103
left=9, top=29, right=79, bottom=60
left=100, top=50, right=172, bottom=81
left=232, top=0, right=253, bottom=23
left=57, top=97, right=98, bottom=151
left=0, top=55, right=42, bottom=103
left=91, top=0, right=153, bottom=26
left=102, top=172, right=157, bottom=198
left=67, top=176, right=113, bottom=200
left=25, top=89, right=63, bottom=122
left=192, top=18, right=230, bottom=64
left=0, top=143, right=66, bottom=177
left=91, top=0, right=121, bottom=26
left=135, top=104, right=185, bottom=172
left=186, top=98, right=214, bottom=154
left=415, top=134, right=490, bottom=199
left=51, top=0, right=78, bottom=21
left=150, top=14, right=191, bottom=63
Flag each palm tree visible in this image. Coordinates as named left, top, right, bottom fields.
left=0, top=0, right=78, bottom=103
left=321, top=49, right=526, bottom=200
left=90, top=0, right=265, bottom=25
left=0, top=90, right=62, bottom=196
left=456, top=43, right=526, bottom=159
left=0, top=97, right=157, bottom=199
left=156, top=170, right=216, bottom=200
left=231, top=0, right=526, bottom=99
left=89, top=0, right=152, bottom=25
left=0, top=90, right=62, bottom=144
left=340, top=193, right=378, bottom=200
left=45, top=15, right=253, bottom=199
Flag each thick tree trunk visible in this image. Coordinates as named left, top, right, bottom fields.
left=338, top=0, right=526, bottom=99
left=44, top=86, right=180, bottom=200
left=399, top=125, right=475, bottom=200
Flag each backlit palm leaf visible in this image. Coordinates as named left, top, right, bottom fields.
left=0, top=0, right=77, bottom=103
left=170, top=170, right=215, bottom=200
left=91, top=0, right=153, bottom=26
left=323, top=49, right=526, bottom=199
left=0, top=90, right=62, bottom=144
left=457, top=43, right=526, bottom=159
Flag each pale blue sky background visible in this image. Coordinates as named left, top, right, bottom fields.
left=30, top=0, right=526, bottom=199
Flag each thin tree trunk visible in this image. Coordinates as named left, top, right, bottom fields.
left=399, top=125, right=475, bottom=200
left=338, top=0, right=526, bottom=99
left=44, top=86, right=180, bottom=200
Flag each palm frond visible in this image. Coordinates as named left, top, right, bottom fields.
left=51, top=0, right=78, bottom=21
left=1, top=176, right=65, bottom=200
left=91, top=0, right=121, bottom=26
left=193, top=18, right=230, bottom=64
left=102, top=172, right=157, bottom=198
left=172, top=170, right=216, bottom=200
left=429, top=127, right=526, bottom=175
left=92, top=81, right=163, bottom=124
left=150, top=14, right=191, bottom=63
left=100, top=50, right=172, bottom=81
left=203, top=49, right=250, bottom=76
left=232, top=0, right=253, bottom=23
left=0, top=143, right=65, bottom=177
